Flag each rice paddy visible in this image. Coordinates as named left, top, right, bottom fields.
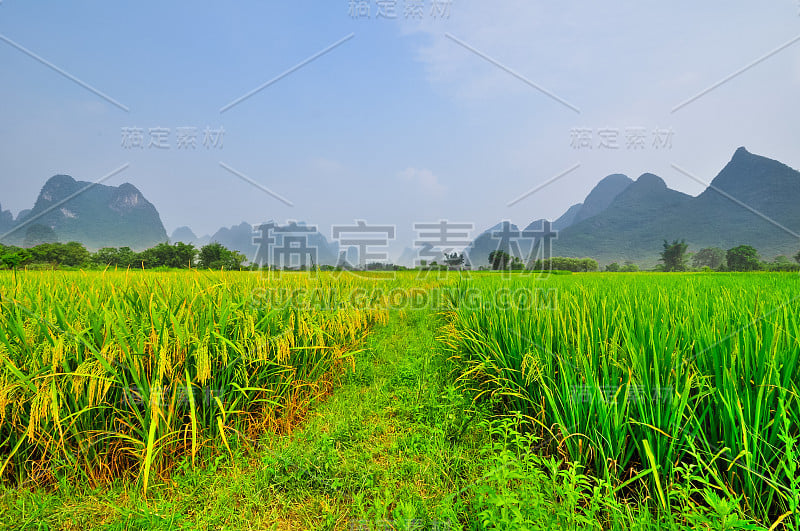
left=442, top=273, right=800, bottom=526
left=1, top=270, right=798, bottom=529
left=0, top=271, right=391, bottom=489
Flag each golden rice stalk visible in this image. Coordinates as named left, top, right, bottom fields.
left=195, top=335, right=211, bottom=385
left=50, top=338, right=65, bottom=371
left=26, top=383, right=52, bottom=440
left=157, top=331, right=170, bottom=382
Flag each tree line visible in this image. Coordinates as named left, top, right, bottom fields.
left=658, top=240, right=800, bottom=272
left=486, top=250, right=599, bottom=272
left=0, top=241, right=247, bottom=271
left=2, top=238, right=797, bottom=273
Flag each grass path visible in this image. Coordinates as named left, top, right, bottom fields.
left=1, top=309, right=489, bottom=530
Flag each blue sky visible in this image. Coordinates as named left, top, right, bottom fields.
left=2, top=1, right=799, bottom=254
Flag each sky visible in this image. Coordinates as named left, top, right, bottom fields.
left=2, top=1, right=800, bottom=255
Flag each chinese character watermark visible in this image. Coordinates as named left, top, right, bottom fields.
left=121, top=126, right=224, bottom=149
left=570, top=127, right=674, bottom=150
left=348, top=0, right=452, bottom=20
left=484, top=220, right=557, bottom=277
left=569, top=128, right=593, bottom=150
left=253, top=221, right=320, bottom=272
left=413, top=220, right=473, bottom=273
left=332, top=220, right=396, bottom=269
left=625, top=127, right=648, bottom=150
left=429, top=0, right=453, bottom=19
left=349, top=0, right=372, bottom=19
left=376, top=0, right=397, bottom=18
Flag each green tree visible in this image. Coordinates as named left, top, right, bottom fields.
left=0, top=247, right=32, bottom=283
left=488, top=250, right=511, bottom=270
left=137, top=242, right=197, bottom=269
left=794, top=250, right=800, bottom=265
left=726, top=245, right=761, bottom=272
left=773, top=255, right=792, bottom=266
left=93, top=247, right=137, bottom=268
left=579, top=258, right=599, bottom=272
left=172, top=242, right=196, bottom=268
left=29, top=242, right=90, bottom=267
left=692, top=247, right=725, bottom=270
left=659, top=240, right=689, bottom=272
left=198, top=242, right=246, bottom=270
left=620, top=261, right=639, bottom=272
left=767, top=255, right=798, bottom=272
left=532, top=257, right=598, bottom=272
left=605, top=262, right=621, bottom=272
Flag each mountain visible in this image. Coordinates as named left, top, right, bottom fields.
left=0, top=203, right=14, bottom=236
left=209, top=222, right=260, bottom=260
left=464, top=221, right=525, bottom=268
left=551, top=148, right=800, bottom=265
left=464, top=147, right=800, bottom=268
left=1, top=175, right=167, bottom=250
left=684, top=147, right=800, bottom=254
left=552, top=173, right=693, bottom=264
left=170, top=226, right=209, bottom=247
left=569, top=173, right=632, bottom=225
left=395, top=247, right=419, bottom=268
left=209, top=221, right=340, bottom=265
left=6, top=147, right=797, bottom=266
left=464, top=175, right=632, bottom=268
left=552, top=203, right=583, bottom=231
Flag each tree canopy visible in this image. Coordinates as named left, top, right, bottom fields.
left=692, top=247, right=725, bottom=270
left=726, top=245, right=761, bottom=272
left=197, top=242, right=247, bottom=270
left=659, top=240, right=689, bottom=272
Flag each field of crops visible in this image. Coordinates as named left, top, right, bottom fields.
left=0, top=271, right=397, bottom=489
left=442, top=273, right=800, bottom=525
left=1, top=270, right=798, bottom=528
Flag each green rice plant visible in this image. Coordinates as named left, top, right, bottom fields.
left=443, top=273, right=800, bottom=525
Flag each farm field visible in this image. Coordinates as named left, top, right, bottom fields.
left=0, top=270, right=798, bottom=530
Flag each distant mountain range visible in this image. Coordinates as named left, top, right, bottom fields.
left=3, top=148, right=798, bottom=265
left=170, top=222, right=345, bottom=266
left=466, top=147, right=800, bottom=267
left=464, top=173, right=635, bottom=267
left=552, top=147, right=800, bottom=265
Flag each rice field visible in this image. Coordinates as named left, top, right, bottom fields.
left=1, top=269, right=798, bottom=528
left=442, top=273, right=800, bottom=525
left=0, top=270, right=395, bottom=489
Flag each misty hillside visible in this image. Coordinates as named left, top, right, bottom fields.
left=1, top=175, right=167, bottom=250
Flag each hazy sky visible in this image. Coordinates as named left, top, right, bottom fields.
left=2, top=1, right=799, bottom=249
